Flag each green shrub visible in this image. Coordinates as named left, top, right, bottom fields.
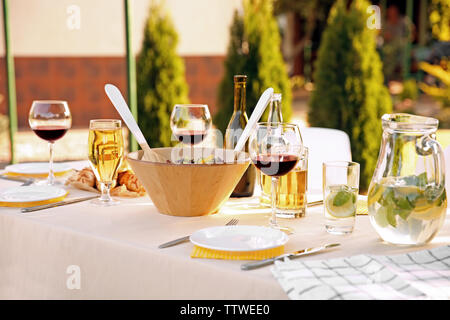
left=290, top=75, right=305, bottom=90
left=400, top=79, right=419, bottom=102
left=419, top=60, right=450, bottom=108
left=308, top=0, right=392, bottom=190
left=136, top=1, right=189, bottom=147
left=429, top=0, right=450, bottom=41
left=436, top=107, right=450, bottom=129
left=214, top=0, right=292, bottom=135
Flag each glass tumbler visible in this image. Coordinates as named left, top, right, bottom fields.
left=323, top=161, right=360, bottom=234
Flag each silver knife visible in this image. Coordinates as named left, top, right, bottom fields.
left=20, top=195, right=98, bottom=213
left=0, top=175, right=34, bottom=186
left=307, top=200, right=323, bottom=207
left=241, top=243, right=340, bottom=271
left=158, top=235, right=190, bottom=249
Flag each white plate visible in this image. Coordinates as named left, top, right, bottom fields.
left=4, top=162, right=72, bottom=175
left=190, top=225, right=289, bottom=252
left=0, top=185, right=67, bottom=203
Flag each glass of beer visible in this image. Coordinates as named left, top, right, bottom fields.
left=260, top=147, right=308, bottom=218
left=88, top=119, right=124, bottom=206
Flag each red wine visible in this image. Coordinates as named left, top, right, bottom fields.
left=32, top=125, right=69, bottom=142
left=253, top=154, right=299, bottom=177
left=174, top=130, right=206, bottom=145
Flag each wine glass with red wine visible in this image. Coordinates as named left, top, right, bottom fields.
left=170, top=104, right=211, bottom=163
left=249, top=122, right=303, bottom=233
left=29, top=100, right=72, bottom=185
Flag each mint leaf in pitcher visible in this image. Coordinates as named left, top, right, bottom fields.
left=386, top=207, right=397, bottom=227
left=416, top=172, right=428, bottom=187
left=394, top=197, right=414, bottom=211
left=380, top=187, right=395, bottom=206
left=406, top=192, right=420, bottom=206
left=394, top=208, right=411, bottom=220
left=402, top=172, right=428, bottom=188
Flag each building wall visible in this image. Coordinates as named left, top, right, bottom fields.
left=0, top=56, right=225, bottom=127
left=0, top=0, right=240, bottom=127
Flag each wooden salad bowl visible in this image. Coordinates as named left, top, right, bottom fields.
left=127, top=148, right=250, bottom=217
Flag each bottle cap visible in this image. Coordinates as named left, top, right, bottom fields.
left=272, top=93, right=282, bottom=101
left=234, top=75, right=247, bottom=82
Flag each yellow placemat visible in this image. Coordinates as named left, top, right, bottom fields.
left=357, top=199, right=368, bottom=215
left=191, top=245, right=284, bottom=260
left=0, top=191, right=69, bottom=208
left=4, top=170, right=72, bottom=179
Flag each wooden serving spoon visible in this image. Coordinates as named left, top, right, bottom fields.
left=104, top=84, right=166, bottom=163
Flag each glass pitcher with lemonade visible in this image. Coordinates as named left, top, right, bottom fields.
left=368, top=114, right=447, bottom=245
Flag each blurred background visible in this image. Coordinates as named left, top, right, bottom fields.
left=0, top=0, right=449, bottom=189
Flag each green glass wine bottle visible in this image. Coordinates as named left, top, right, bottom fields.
left=258, top=92, right=284, bottom=204
left=268, top=93, right=283, bottom=123
left=225, top=75, right=256, bottom=197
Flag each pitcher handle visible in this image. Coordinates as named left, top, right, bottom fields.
left=421, top=135, right=446, bottom=189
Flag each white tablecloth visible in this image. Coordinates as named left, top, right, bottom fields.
left=1, top=161, right=449, bottom=299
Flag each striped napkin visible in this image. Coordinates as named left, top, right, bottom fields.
left=191, top=245, right=284, bottom=260
left=271, top=245, right=450, bottom=299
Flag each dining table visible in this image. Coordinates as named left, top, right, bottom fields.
left=1, top=160, right=449, bottom=299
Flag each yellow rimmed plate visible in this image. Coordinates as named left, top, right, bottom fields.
left=190, top=225, right=289, bottom=252
left=0, top=185, right=68, bottom=207
left=4, top=162, right=72, bottom=178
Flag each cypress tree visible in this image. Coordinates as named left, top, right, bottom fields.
left=429, top=0, right=450, bottom=41
left=214, top=0, right=292, bottom=135
left=136, top=1, right=189, bottom=147
left=308, top=0, right=392, bottom=189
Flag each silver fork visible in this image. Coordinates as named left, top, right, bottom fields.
left=158, top=218, right=239, bottom=249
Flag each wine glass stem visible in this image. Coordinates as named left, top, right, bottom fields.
left=270, top=177, right=278, bottom=227
left=100, top=182, right=112, bottom=202
left=48, top=142, right=55, bottom=185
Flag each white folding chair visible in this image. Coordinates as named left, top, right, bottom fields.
left=299, top=127, right=352, bottom=194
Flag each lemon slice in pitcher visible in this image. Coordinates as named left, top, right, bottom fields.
left=326, top=189, right=356, bottom=218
